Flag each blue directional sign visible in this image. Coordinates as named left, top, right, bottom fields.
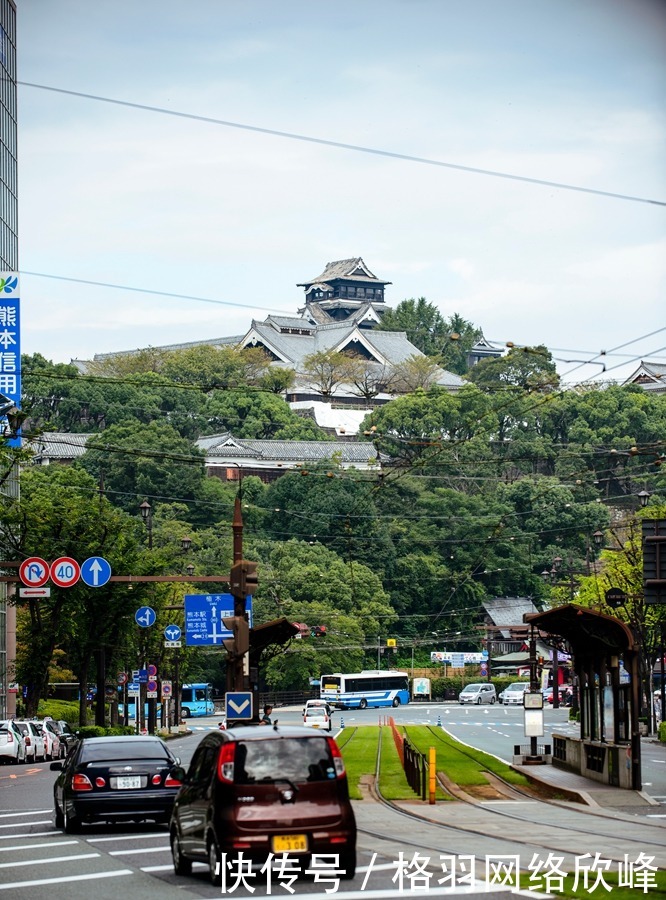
left=164, top=624, right=182, bottom=642
left=81, top=556, right=112, bottom=588
left=184, top=594, right=252, bottom=646
left=0, top=273, right=21, bottom=448
left=135, top=606, right=156, bottom=628
left=225, top=691, right=253, bottom=721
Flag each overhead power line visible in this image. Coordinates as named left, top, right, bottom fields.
left=19, top=80, right=666, bottom=208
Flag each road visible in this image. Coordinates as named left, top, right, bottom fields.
left=1, top=709, right=664, bottom=898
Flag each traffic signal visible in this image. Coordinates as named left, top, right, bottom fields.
left=222, top=616, right=250, bottom=656
left=230, top=559, right=259, bottom=600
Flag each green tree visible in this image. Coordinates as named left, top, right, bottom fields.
left=466, top=345, right=559, bottom=393
left=300, top=350, right=362, bottom=400
left=202, top=388, right=328, bottom=440
left=377, top=297, right=446, bottom=356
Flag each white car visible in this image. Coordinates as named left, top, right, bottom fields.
left=35, top=720, right=62, bottom=760
left=0, top=720, right=27, bottom=764
left=13, top=721, right=46, bottom=762
left=303, top=705, right=332, bottom=732
left=500, top=683, right=530, bottom=706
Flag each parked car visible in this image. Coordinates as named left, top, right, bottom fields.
left=51, top=720, right=79, bottom=754
left=458, top=683, right=497, bottom=705
left=302, top=698, right=333, bottom=716
left=303, top=705, right=332, bottom=732
left=542, top=686, right=573, bottom=705
left=35, top=720, right=62, bottom=760
left=0, top=719, right=27, bottom=764
left=169, top=725, right=357, bottom=886
left=14, top=720, right=46, bottom=762
left=499, top=683, right=530, bottom=706
left=51, top=735, right=182, bottom=833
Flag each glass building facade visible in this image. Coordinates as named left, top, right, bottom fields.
left=0, top=0, right=17, bottom=718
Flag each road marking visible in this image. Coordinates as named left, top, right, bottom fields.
left=0, top=852, right=100, bottom=868
left=87, top=832, right=166, bottom=843
left=0, top=831, right=59, bottom=841
left=0, top=810, right=51, bottom=819
left=141, top=862, right=208, bottom=872
left=109, top=846, right=170, bottom=856
left=0, top=870, right=133, bottom=890
left=0, top=820, right=52, bottom=830
left=0, top=841, right=77, bottom=852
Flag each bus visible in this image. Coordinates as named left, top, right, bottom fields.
left=320, top=671, right=410, bottom=709
left=119, top=683, right=214, bottom=720
left=179, top=683, right=215, bottom=718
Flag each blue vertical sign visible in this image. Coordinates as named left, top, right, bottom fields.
left=0, top=273, right=20, bottom=447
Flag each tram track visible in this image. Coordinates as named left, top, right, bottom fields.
left=343, top=724, right=666, bottom=865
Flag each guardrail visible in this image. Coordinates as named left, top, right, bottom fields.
left=403, top=737, right=428, bottom=800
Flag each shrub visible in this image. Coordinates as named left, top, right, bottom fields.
left=659, top=721, right=666, bottom=743
left=37, top=700, right=90, bottom=726
left=75, top=725, right=136, bottom=739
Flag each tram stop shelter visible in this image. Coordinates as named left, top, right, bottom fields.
left=524, top=604, right=642, bottom=790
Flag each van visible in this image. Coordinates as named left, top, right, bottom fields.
left=458, top=683, right=497, bottom=705
left=169, top=725, right=356, bottom=885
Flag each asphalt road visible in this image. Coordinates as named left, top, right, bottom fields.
left=1, top=708, right=664, bottom=898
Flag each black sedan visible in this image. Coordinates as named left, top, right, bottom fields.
left=51, top=735, right=182, bottom=832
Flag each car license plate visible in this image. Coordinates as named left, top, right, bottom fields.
left=115, top=775, right=141, bottom=789
left=272, top=834, right=308, bottom=853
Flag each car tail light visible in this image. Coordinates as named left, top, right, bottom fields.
left=326, top=736, right=345, bottom=777
left=6, top=732, right=13, bottom=744
left=151, top=774, right=162, bottom=785
left=25, top=736, right=31, bottom=746
left=95, top=777, right=106, bottom=788
left=217, top=742, right=235, bottom=783
left=72, top=773, right=93, bottom=792
left=164, top=772, right=182, bottom=788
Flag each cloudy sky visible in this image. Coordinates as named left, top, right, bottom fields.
left=16, top=0, right=666, bottom=383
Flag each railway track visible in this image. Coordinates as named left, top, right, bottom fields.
left=342, top=724, right=666, bottom=868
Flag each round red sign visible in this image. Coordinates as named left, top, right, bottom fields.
left=19, top=557, right=50, bottom=587
left=50, top=557, right=81, bottom=588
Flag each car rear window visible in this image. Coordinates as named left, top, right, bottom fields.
left=80, top=741, right=171, bottom=763
left=306, top=708, right=326, bottom=716
left=235, top=737, right=334, bottom=784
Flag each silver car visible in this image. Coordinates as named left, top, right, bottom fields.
left=458, top=683, right=497, bottom=705
left=500, top=683, right=530, bottom=706
left=14, top=720, right=46, bottom=762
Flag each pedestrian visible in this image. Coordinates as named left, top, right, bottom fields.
left=654, top=693, right=662, bottom=725
left=260, top=704, right=273, bottom=725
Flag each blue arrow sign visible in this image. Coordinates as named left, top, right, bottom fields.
left=184, top=594, right=252, bottom=646
left=164, top=624, right=182, bottom=642
left=81, top=556, right=112, bottom=587
left=135, top=606, right=156, bottom=628
left=225, top=691, right=253, bottom=720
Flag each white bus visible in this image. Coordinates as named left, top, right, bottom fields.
left=320, top=671, right=410, bottom=709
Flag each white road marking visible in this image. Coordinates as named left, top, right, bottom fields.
left=0, top=841, right=77, bottom=852
left=109, top=846, right=170, bottom=856
left=0, top=820, right=52, bottom=830
left=0, top=831, right=59, bottom=840
left=0, top=852, right=100, bottom=868
left=0, top=870, right=133, bottom=889
left=0, top=810, right=51, bottom=819
left=87, top=832, right=165, bottom=843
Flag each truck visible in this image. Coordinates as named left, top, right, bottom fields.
left=411, top=677, right=431, bottom=701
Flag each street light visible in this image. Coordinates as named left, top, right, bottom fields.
left=139, top=500, right=153, bottom=549
left=638, top=489, right=651, bottom=509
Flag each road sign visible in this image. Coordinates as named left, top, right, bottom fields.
left=184, top=594, right=253, bottom=646
left=19, top=587, right=51, bottom=598
left=19, top=557, right=50, bottom=587
left=164, top=624, right=182, bottom=642
left=132, top=668, right=148, bottom=683
left=225, top=691, right=253, bottom=720
left=81, top=556, right=112, bottom=588
left=135, top=606, right=156, bottom=628
left=480, top=662, right=488, bottom=677
left=450, top=652, right=466, bottom=668
left=117, top=672, right=128, bottom=685
left=164, top=640, right=182, bottom=648
left=161, top=681, right=172, bottom=697
left=128, top=684, right=140, bottom=695
left=147, top=679, right=158, bottom=692
left=50, top=557, right=81, bottom=588
left=605, top=587, right=627, bottom=609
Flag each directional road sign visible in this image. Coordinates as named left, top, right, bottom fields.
left=81, top=556, right=112, bottom=588
left=184, top=594, right=252, bottom=646
left=19, top=557, right=50, bottom=588
left=225, top=691, right=253, bottom=721
left=135, top=606, right=156, bottom=628
left=51, top=557, right=81, bottom=588
left=164, top=624, right=181, bottom=642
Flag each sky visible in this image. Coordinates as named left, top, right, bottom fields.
left=15, top=0, right=666, bottom=384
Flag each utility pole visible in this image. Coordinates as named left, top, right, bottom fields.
left=224, top=497, right=254, bottom=695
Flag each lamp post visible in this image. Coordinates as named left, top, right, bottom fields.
left=139, top=500, right=153, bottom=549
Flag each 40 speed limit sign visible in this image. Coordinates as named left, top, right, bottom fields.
left=50, top=557, right=81, bottom=588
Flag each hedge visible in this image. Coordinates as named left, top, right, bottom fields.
left=428, top=676, right=530, bottom=699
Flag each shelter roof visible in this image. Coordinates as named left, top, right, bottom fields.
left=525, top=604, right=637, bottom=654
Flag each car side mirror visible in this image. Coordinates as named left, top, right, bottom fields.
left=272, top=719, right=279, bottom=729
left=50, top=761, right=63, bottom=771
left=170, top=765, right=187, bottom=783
